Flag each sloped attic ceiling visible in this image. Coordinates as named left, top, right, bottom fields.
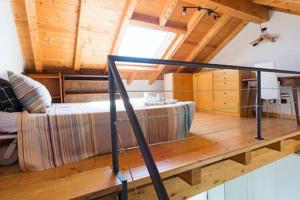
left=11, top=0, right=281, bottom=83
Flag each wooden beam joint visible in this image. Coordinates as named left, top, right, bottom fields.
left=178, top=167, right=202, bottom=185
left=159, top=0, right=179, bottom=26
left=266, top=140, right=284, bottom=152
left=290, top=135, right=300, bottom=141
left=230, top=151, right=252, bottom=165
left=130, top=12, right=187, bottom=34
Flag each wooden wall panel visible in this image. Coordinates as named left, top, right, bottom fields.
left=193, top=17, right=242, bottom=62
left=79, top=0, right=127, bottom=69
left=172, top=43, right=196, bottom=60
left=11, top=0, right=35, bottom=69
left=208, top=17, right=242, bottom=47
left=38, top=0, right=79, bottom=68
left=194, top=46, right=215, bottom=62
left=185, top=15, right=215, bottom=44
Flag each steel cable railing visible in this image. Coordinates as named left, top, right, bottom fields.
left=107, top=55, right=300, bottom=200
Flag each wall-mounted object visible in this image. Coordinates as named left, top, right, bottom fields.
left=250, top=26, right=279, bottom=47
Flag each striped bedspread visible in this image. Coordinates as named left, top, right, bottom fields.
left=17, top=99, right=195, bottom=171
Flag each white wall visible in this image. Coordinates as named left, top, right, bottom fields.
left=190, top=155, right=300, bottom=200
left=0, top=0, right=24, bottom=80
left=212, top=11, right=300, bottom=71
left=123, top=79, right=164, bottom=98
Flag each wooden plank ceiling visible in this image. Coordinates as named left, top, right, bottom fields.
left=13, top=0, right=293, bottom=83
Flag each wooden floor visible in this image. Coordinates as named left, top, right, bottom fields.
left=0, top=112, right=300, bottom=199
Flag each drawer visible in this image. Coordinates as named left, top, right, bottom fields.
left=173, top=73, right=193, bottom=80
left=214, top=100, right=239, bottom=113
left=214, top=91, right=239, bottom=102
left=213, top=70, right=239, bottom=82
left=174, top=91, right=193, bottom=101
left=213, top=80, right=240, bottom=90
left=174, top=80, right=193, bottom=90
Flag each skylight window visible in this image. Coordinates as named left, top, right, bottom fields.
left=118, top=24, right=175, bottom=58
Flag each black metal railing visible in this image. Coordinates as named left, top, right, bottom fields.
left=108, top=55, right=300, bottom=199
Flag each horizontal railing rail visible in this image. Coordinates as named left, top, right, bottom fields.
left=107, top=55, right=300, bottom=200
left=112, top=55, right=300, bottom=74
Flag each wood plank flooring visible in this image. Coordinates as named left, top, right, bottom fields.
left=0, top=112, right=299, bottom=199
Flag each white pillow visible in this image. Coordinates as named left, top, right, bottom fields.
left=0, top=70, right=8, bottom=80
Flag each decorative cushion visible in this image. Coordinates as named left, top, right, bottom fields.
left=7, top=71, right=52, bottom=113
left=0, top=78, right=23, bottom=112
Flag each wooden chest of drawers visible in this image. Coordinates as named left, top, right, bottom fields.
left=193, top=69, right=252, bottom=116
left=164, top=73, right=193, bottom=101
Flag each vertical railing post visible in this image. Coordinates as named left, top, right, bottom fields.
left=109, top=66, right=119, bottom=174
left=110, top=65, right=129, bottom=200
left=256, top=71, right=263, bottom=140
left=108, top=56, right=169, bottom=200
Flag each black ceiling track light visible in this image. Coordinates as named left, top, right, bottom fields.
left=182, top=6, right=220, bottom=20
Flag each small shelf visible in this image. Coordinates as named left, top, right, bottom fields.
left=25, top=73, right=63, bottom=103
left=25, top=74, right=60, bottom=79
left=62, top=74, right=112, bottom=103
left=63, top=75, right=108, bottom=81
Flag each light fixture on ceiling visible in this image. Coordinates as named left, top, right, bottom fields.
left=182, top=6, right=219, bottom=20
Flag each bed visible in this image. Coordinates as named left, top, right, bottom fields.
left=16, top=99, right=195, bottom=171
left=0, top=112, right=19, bottom=133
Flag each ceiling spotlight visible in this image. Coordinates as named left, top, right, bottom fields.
left=182, top=7, right=188, bottom=16
left=182, top=6, right=219, bottom=20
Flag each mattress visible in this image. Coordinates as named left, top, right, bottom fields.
left=17, top=98, right=195, bottom=171
left=0, top=112, right=19, bottom=133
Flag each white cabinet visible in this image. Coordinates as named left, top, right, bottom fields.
left=208, top=184, right=224, bottom=200
left=276, top=155, right=300, bottom=200
left=225, top=174, right=248, bottom=200
left=247, top=163, right=277, bottom=200
left=188, top=191, right=207, bottom=200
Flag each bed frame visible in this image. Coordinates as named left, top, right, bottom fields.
left=0, top=132, right=17, bottom=164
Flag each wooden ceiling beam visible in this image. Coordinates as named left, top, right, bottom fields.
left=130, top=12, right=187, bottom=34
left=148, top=10, right=207, bottom=84
left=74, top=0, right=89, bottom=72
left=177, top=14, right=231, bottom=72
left=272, top=7, right=300, bottom=16
left=104, top=0, right=138, bottom=74
left=182, top=0, right=269, bottom=23
left=24, top=0, right=43, bottom=73
left=252, top=0, right=300, bottom=16
left=148, top=34, right=184, bottom=84
left=159, top=0, right=179, bottom=26
left=127, top=72, right=137, bottom=85
left=203, top=20, right=248, bottom=63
